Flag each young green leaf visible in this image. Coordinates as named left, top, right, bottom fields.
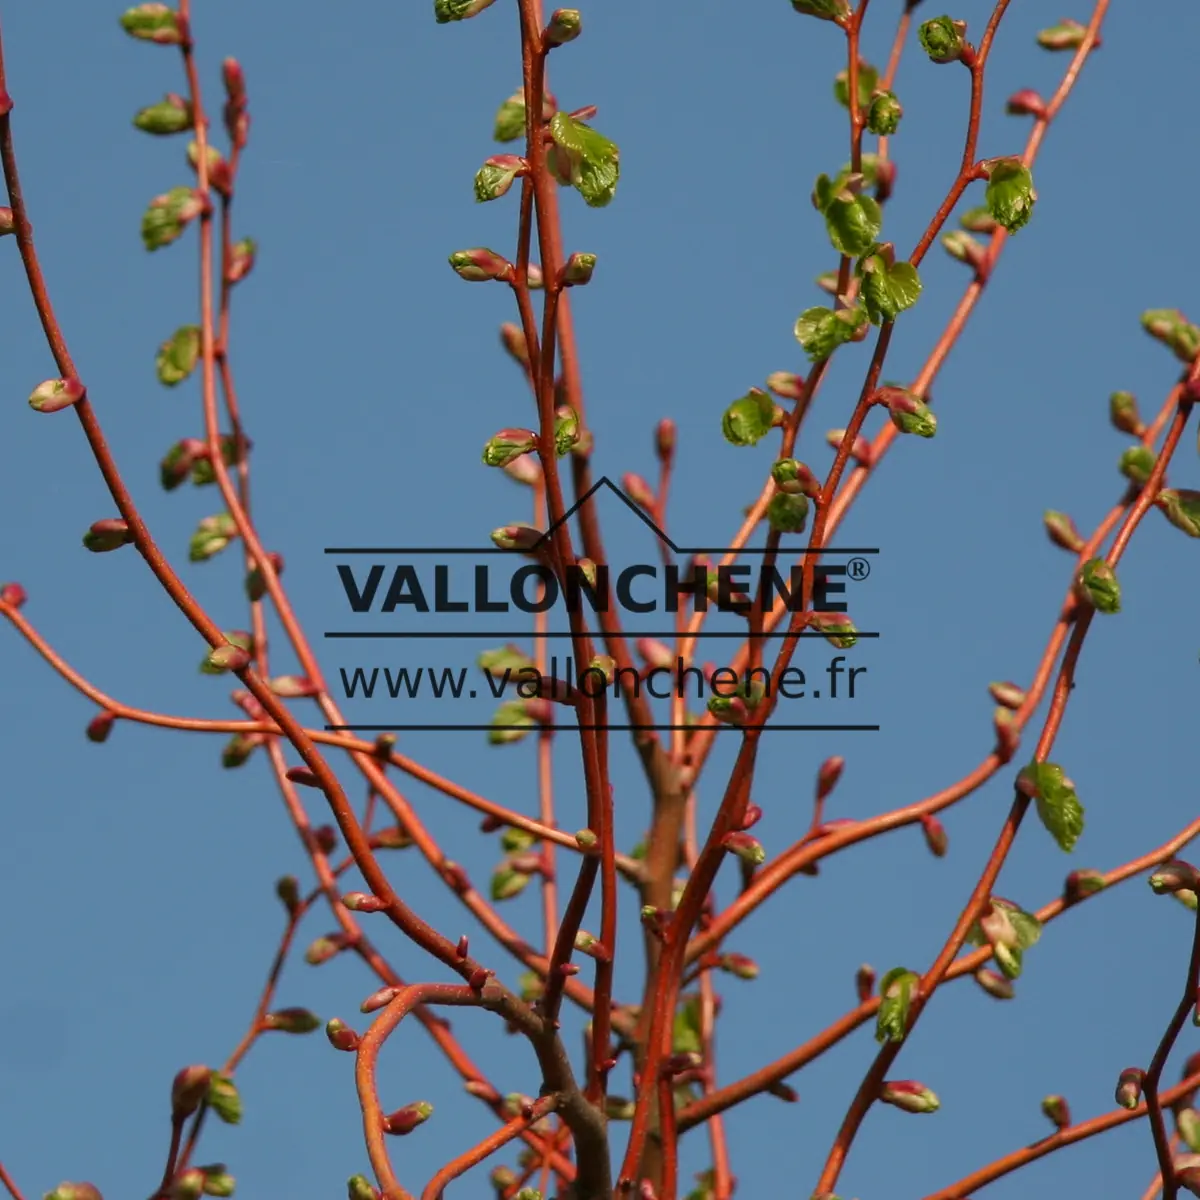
left=207, top=1073, right=242, bottom=1124
left=1036, top=19, right=1087, bottom=50
left=794, top=305, right=866, bottom=362
left=141, top=187, right=203, bottom=252
left=133, top=95, right=192, bottom=135
left=810, top=612, right=858, bottom=649
left=867, top=92, right=903, bottom=136
left=833, top=62, right=878, bottom=110
left=491, top=863, right=531, bottom=901
left=876, top=967, right=919, bottom=1044
left=119, top=3, right=184, bottom=43
left=1119, top=445, right=1155, bottom=486
left=673, top=996, right=703, bottom=1054
left=811, top=172, right=840, bottom=214
left=554, top=407, right=581, bottom=455
left=891, top=403, right=936, bottom=438
left=190, top=436, right=239, bottom=486
left=1109, top=391, right=1144, bottom=436
left=489, top=700, right=535, bottom=745
left=984, top=159, right=1037, bottom=233
left=548, top=112, right=620, bottom=208
left=918, top=16, right=967, bottom=63
left=189, top=513, right=238, bottom=563
left=722, top=388, right=776, bottom=447
left=494, top=93, right=525, bottom=142
left=1160, top=490, right=1200, bottom=538
left=766, top=492, right=810, bottom=534
left=434, top=0, right=499, bottom=21
left=1141, top=309, right=1200, bottom=363
left=479, top=646, right=536, bottom=675
left=1019, top=761, right=1085, bottom=852
left=475, top=155, right=525, bottom=203
left=967, top=898, right=1042, bottom=951
left=1075, top=558, right=1121, bottom=614
left=859, top=251, right=922, bottom=324
left=825, top=193, right=883, bottom=257
left=156, top=326, right=201, bottom=386
left=791, top=0, right=851, bottom=20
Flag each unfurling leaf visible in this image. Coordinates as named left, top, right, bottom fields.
left=794, top=305, right=867, bottom=361
left=858, top=250, right=922, bottom=324
left=1075, top=558, right=1121, bottom=614
left=984, top=159, right=1037, bottom=233
left=722, top=388, right=776, bottom=447
left=825, top=192, right=883, bottom=256
left=157, top=325, right=201, bottom=385
left=1018, top=761, right=1085, bottom=852
left=876, top=967, right=919, bottom=1044
left=548, top=112, right=620, bottom=208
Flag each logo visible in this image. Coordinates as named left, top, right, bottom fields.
left=323, top=478, right=879, bottom=734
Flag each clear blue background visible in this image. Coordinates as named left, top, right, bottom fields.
left=2, top=2, right=1199, bottom=1198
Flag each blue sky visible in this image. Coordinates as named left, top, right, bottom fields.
left=2, top=2, right=1200, bottom=1198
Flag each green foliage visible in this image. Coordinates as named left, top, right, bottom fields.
left=811, top=613, right=858, bottom=649
left=866, top=91, right=902, bottom=136
left=1019, top=761, right=1085, bottom=852
left=133, top=96, right=192, bottom=135
left=190, top=437, right=239, bottom=486
left=207, top=1073, right=242, bottom=1124
left=141, top=187, right=201, bottom=252
left=1160, top=490, right=1200, bottom=538
left=119, top=3, right=183, bottom=44
left=1076, top=558, right=1121, bottom=614
left=435, top=0, right=498, bottom=22
left=918, top=16, right=966, bottom=63
left=824, top=193, right=883, bottom=257
left=1119, top=444, right=1155, bottom=486
left=1036, top=19, right=1088, bottom=51
left=479, top=645, right=535, bottom=674
left=858, top=251, right=922, bottom=324
left=491, top=863, right=531, bottom=901
left=548, top=112, right=620, bottom=208
left=791, top=0, right=850, bottom=20
left=673, top=995, right=703, bottom=1054
left=984, top=159, right=1037, bottom=233
left=876, top=967, right=919, bottom=1044
left=489, top=700, right=534, bottom=744
left=766, top=492, right=810, bottom=533
left=967, top=898, right=1042, bottom=982
left=794, top=305, right=867, bottom=362
left=834, top=61, right=878, bottom=110
left=1141, top=309, right=1200, bottom=363
left=555, top=407, right=581, bottom=455
left=156, top=325, right=201, bottom=386
left=884, top=390, right=937, bottom=437
left=722, top=388, right=776, bottom=446
left=494, top=91, right=526, bottom=141
left=475, top=158, right=522, bottom=202
left=189, top=513, right=237, bottom=563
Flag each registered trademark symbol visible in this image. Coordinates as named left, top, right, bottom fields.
left=847, top=557, right=871, bottom=581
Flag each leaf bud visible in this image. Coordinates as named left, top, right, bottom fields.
left=448, top=248, right=514, bottom=283
left=880, top=1079, right=940, bottom=1113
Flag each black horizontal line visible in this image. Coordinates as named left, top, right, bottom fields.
left=323, top=630, right=880, bottom=640
left=325, top=724, right=881, bottom=733
left=323, top=547, right=881, bottom=556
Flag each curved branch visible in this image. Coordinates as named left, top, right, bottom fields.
left=420, top=1094, right=561, bottom=1200
left=356, top=985, right=484, bottom=1200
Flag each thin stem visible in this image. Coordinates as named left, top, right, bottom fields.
left=0, top=1165, right=25, bottom=1200
left=1143, top=906, right=1200, bottom=1200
